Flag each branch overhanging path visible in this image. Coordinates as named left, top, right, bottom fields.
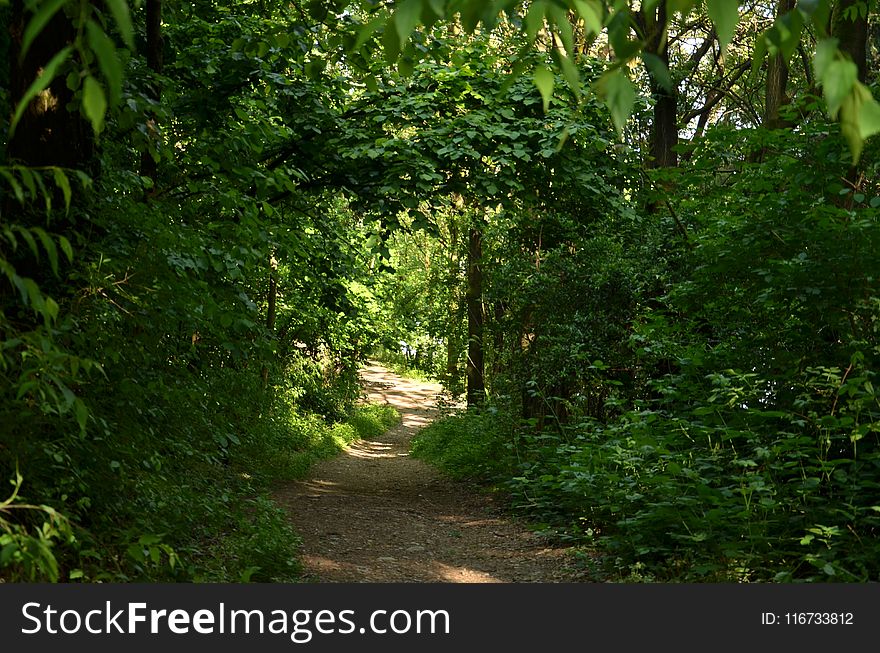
left=275, top=363, right=587, bottom=582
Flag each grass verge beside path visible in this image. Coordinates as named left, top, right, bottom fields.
left=115, top=402, right=398, bottom=584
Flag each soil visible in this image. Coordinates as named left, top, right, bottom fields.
left=273, top=363, right=589, bottom=583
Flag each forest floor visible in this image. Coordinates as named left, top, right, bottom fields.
left=274, top=363, right=589, bottom=582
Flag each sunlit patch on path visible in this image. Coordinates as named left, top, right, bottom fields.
left=274, top=363, right=585, bottom=583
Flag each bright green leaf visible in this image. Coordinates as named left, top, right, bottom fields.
left=706, top=0, right=739, bottom=55
left=598, top=69, right=635, bottom=133
left=546, top=5, right=574, bottom=54
left=556, top=53, right=581, bottom=97
left=573, top=0, right=603, bottom=35
left=822, top=59, right=857, bottom=117
left=812, top=38, right=838, bottom=82
left=525, top=1, right=547, bottom=43
left=82, top=76, right=108, bottom=134
left=857, top=94, right=880, bottom=139
left=533, top=65, right=554, bottom=112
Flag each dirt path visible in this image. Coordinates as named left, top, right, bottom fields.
left=274, top=363, right=586, bottom=582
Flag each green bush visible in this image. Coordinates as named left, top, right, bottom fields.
left=411, top=408, right=514, bottom=481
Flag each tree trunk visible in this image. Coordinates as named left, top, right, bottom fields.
left=140, top=0, right=164, bottom=182
left=261, top=253, right=278, bottom=388
left=7, top=0, right=92, bottom=169
left=466, top=226, right=484, bottom=406
left=764, top=0, right=796, bottom=129
left=831, top=0, right=867, bottom=83
left=445, top=219, right=459, bottom=386
left=640, top=4, right=677, bottom=168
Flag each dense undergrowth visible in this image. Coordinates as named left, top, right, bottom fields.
left=412, top=125, right=880, bottom=583
left=2, top=352, right=398, bottom=582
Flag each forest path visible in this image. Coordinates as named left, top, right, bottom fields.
left=274, top=363, right=586, bottom=582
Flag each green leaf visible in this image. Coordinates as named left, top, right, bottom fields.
left=667, top=0, right=696, bottom=14
left=17, top=167, right=36, bottom=199
left=525, top=1, right=546, bottom=43
left=52, top=168, right=72, bottom=212
left=556, top=53, right=580, bottom=97
left=533, top=65, right=554, bottom=112
left=840, top=81, right=880, bottom=163
left=82, top=76, right=108, bottom=134
left=383, top=15, right=400, bottom=63
left=353, top=13, right=386, bottom=51
left=427, top=0, right=445, bottom=17
left=807, top=0, right=832, bottom=34
left=10, top=46, right=73, bottom=135
left=16, top=227, right=39, bottom=260
left=706, top=0, right=738, bottom=55
left=394, top=0, right=421, bottom=48
left=32, top=227, right=59, bottom=276
left=857, top=94, right=880, bottom=139
left=546, top=5, right=574, bottom=54
left=751, top=33, right=768, bottom=78
left=812, top=38, right=838, bottom=82
left=459, top=0, right=486, bottom=32
left=74, top=398, right=88, bottom=434
left=0, top=169, right=25, bottom=204
left=86, top=20, right=123, bottom=103
left=778, top=10, right=804, bottom=63
left=598, top=69, right=635, bottom=133
left=822, top=59, right=857, bottom=117
left=104, top=0, right=135, bottom=50
left=21, top=0, right=67, bottom=61
left=641, top=52, right=673, bottom=92
left=573, top=0, right=603, bottom=34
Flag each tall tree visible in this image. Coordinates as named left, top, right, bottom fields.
left=637, top=3, right=678, bottom=168
left=764, top=0, right=797, bottom=129
left=465, top=223, right=485, bottom=406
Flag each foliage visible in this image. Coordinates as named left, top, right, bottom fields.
left=2, top=0, right=879, bottom=584
left=416, top=123, right=880, bottom=582
left=378, top=0, right=880, bottom=161
left=0, top=469, right=73, bottom=582
left=411, top=408, right=515, bottom=482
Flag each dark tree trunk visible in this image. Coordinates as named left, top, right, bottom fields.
left=261, top=253, right=278, bottom=388
left=466, top=226, right=484, bottom=406
left=146, top=0, right=164, bottom=74
left=7, top=0, right=92, bottom=168
left=445, top=219, right=459, bottom=386
left=832, top=0, right=868, bottom=83
left=141, top=0, right=164, bottom=182
left=640, top=4, right=677, bottom=168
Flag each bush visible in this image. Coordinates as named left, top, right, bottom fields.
left=411, top=408, right=514, bottom=481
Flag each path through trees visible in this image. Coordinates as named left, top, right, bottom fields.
left=275, top=364, right=584, bottom=583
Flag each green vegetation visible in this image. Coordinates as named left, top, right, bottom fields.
left=1, top=1, right=879, bottom=583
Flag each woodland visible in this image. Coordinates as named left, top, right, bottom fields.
left=0, top=0, right=879, bottom=583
